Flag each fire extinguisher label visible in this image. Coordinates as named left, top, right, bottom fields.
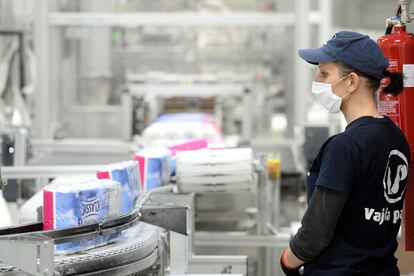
left=379, top=100, right=400, bottom=115
left=388, top=59, right=398, bottom=70
left=403, top=64, right=414, bottom=87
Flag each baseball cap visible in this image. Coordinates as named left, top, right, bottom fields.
left=298, top=31, right=389, bottom=80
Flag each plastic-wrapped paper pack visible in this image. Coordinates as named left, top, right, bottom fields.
left=43, top=179, right=121, bottom=253
left=179, top=182, right=253, bottom=193
left=155, top=113, right=214, bottom=124
left=176, top=162, right=253, bottom=177
left=20, top=176, right=94, bottom=224
left=168, top=139, right=208, bottom=156
left=176, top=148, right=253, bottom=165
left=176, top=148, right=254, bottom=193
left=177, top=174, right=252, bottom=185
left=168, top=139, right=209, bottom=175
left=142, top=122, right=221, bottom=146
left=134, top=147, right=171, bottom=191
left=142, top=113, right=222, bottom=147
left=97, top=161, right=141, bottom=214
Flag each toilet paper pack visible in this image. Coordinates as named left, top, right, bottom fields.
left=97, top=161, right=141, bottom=214
left=43, top=179, right=122, bottom=253
left=134, top=147, right=171, bottom=191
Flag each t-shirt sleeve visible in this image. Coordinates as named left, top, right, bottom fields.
left=316, top=135, right=359, bottom=194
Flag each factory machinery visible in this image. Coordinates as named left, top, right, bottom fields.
left=0, top=183, right=246, bottom=276
left=120, top=72, right=261, bottom=144
left=0, top=149, right=291, bottom=276
left=0, top=184, right=184, bottom=276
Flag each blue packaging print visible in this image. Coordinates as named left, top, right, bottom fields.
left=161, top=154, right=171, bottom=184
left=110, top=168, right=134, bottom=214
left=170, top=157, right=176, bottom=176
left=54, top=181, right=120, bottom=228
left=125, top=161, right=141, bottom=204
left=97, top=161, right=141, bottom=214
left=74, top=189, right=113, bottom=225
left=135, top=148, right=171, bottom=191
left=146, top=158, right=163, bottom=190
left=43, top=179, right=121, bottom=253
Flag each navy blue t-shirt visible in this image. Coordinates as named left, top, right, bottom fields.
left=305, top=116, right=410, bottom=276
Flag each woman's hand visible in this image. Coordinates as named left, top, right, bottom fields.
left=280, top=249, right=303, bottom=276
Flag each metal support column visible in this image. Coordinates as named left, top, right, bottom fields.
left=318, top=0, right=333, bottom=44
left=241, top=88, right=253, bottom=143
left=256, top=155, right=268, bottom=235
left=121, top=92, right=133, bottom=141
left=293, top=0, right=311, bottom=138
left=34, top=0, right=51, bottom=138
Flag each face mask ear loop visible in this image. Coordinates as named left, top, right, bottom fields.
left=331, top=74, right=351, bottom=97
left=331, top=74, right=350, bottom=86
left=341, top=90, right=352, bottom=100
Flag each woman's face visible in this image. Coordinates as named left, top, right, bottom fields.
left=314, top=62, right=342, bottom=83
left=315, top=62, right=350, bottom=97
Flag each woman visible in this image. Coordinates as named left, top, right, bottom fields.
left=280, top=31, right=410, bottom=275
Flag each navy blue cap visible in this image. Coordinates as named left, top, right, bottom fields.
left=298, top=31, right=389, bottom=80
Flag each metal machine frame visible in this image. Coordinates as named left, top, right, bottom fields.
left=121, top=82, right=254, bottom=142
left=33, top=0, right=332, bottom=140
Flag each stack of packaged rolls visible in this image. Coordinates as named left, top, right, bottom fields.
left=43, top=160, right=145, bottom=253
left=175, top=148, right=254, bottom=193
left=142, top=113, right=222, bottom=147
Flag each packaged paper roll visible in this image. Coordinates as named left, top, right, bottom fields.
left=176, top=148, right=254, bottom=192
left=134, top=147, right=171, bottom=191
left=97, top=160, right=141, bottom=214
left=20, top=176, right=93, bottom=224
left=43, top=179, right=122, bottom=253
left=142, top=113, right=222, bottom=147
left=155, top=113, right=214, bottom=124
left=43, top=179, right=121, bottom=230
left=168, top=139, right=209, bottom=175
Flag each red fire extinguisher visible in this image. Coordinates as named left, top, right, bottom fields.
left=378, top=24, right=414, bottom=251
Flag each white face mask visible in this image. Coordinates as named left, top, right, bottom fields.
left=311, top=75, right=351, bottom=114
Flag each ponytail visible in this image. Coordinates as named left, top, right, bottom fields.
left=383, top=70, right=404, bottom=96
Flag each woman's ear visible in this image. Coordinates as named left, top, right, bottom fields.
left=348, top=72, right=360, bottom=92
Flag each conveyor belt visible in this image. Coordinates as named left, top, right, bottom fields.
left=0, top=222, right=159, bottom=276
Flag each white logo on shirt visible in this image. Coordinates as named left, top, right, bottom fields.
left=382, top=150, right=408, bottom=204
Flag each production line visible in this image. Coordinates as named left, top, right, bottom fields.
left=0, top=141, right=289, bottom=276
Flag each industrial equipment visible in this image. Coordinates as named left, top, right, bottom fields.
left=0, top=171, right=11, bottom=228
left=0, top=145, right=296, bottom=275
left=0, top=182, right=248, bottom=276
left=0, top=185, right=181, bottom=276
left=121, top=73, right=256, bottom=143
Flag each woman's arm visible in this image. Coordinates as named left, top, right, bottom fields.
left=282, top=185, right=349, bottom=268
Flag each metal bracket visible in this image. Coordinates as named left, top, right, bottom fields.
left=0, top=234, right=54, bottom=276
left=140, top=204, right=188, bottom=235
left=0, top=179, right=7, bottom=190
